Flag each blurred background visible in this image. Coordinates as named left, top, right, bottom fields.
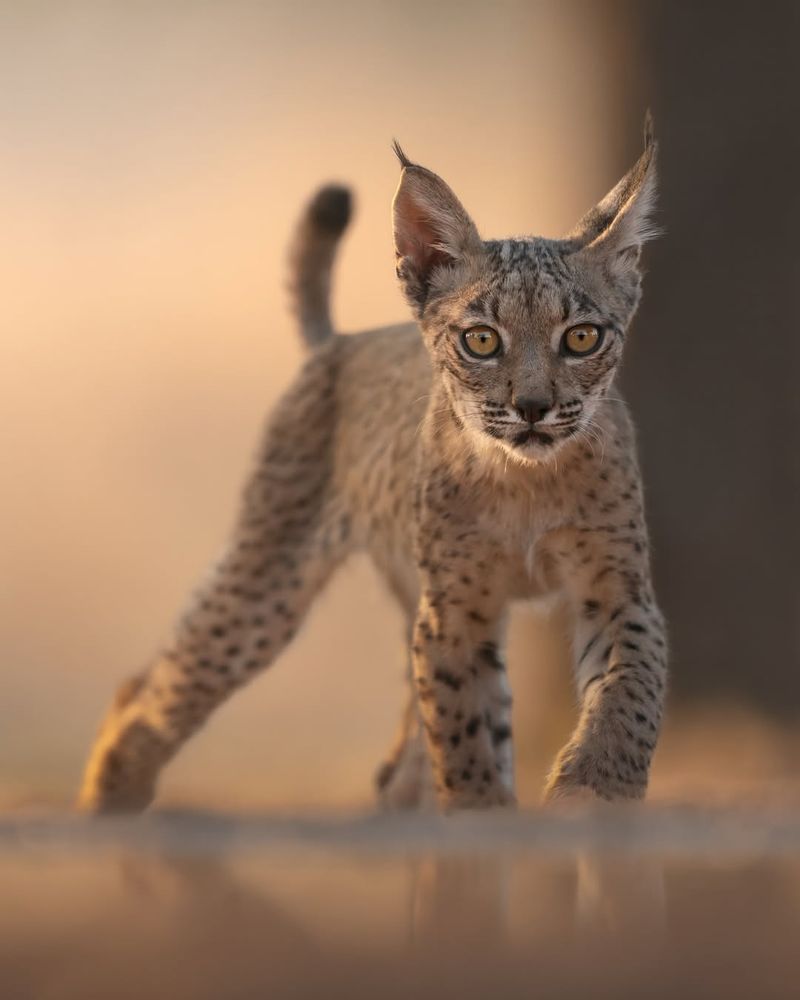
left=1, top=0, right=798, bottom=811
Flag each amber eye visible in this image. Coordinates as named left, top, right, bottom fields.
left=562, top=324, right=603, bottom=357
left=462, top=325, right=501, bottom=358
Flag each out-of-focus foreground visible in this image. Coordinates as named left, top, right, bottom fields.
left=4, top=809, right=800, bottom=1000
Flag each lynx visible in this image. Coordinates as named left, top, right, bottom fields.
left=79, top=118, right=667, bottom=813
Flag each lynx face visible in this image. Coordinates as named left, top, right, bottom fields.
left=392, top=132, right=657, bottom=464
left=419, top=239, right=637, bottom=463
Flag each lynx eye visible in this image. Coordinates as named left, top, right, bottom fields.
left=562, top=324, right=603, bottom=357
left=462, top=325, right=501, bottom=359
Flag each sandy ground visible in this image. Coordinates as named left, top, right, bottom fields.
left=3, top=806, right=800, bottom=1000
left=4, top=711, right=800, bottom=998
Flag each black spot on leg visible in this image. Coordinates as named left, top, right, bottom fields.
left=375, top=762, right=395, bottom=790
left=465, top=715, right=482, bottom=737
left=478, top=642, right=504, bottom=671
left=491, top=724, right=512, bottom=747
left=433, top=669, right=463, bottom=692
left=417, top=620, right=434, bottom=642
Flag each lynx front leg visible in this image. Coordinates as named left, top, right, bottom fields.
left=411, top=520, right=515, bottom=810
left=543, top=524, right=668, bottom=803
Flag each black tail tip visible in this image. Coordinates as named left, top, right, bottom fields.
left=309, top=184, right=352, bottom=235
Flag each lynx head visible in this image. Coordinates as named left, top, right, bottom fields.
left=392, top=117, right=658, bottom=464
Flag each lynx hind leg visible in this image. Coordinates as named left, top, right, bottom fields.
left=78, top=350, right=353, bottom=814
left=375, top=672, right=436, bottom=810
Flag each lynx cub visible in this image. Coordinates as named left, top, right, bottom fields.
left=79, top=119, right=667, bottom=813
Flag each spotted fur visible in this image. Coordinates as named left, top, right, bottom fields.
left=78, top=119, right=667, bottom=813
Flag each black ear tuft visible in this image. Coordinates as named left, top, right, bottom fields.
left=643, top=109, right=655, bottom=150
left=392, top=140, right=413, bottom=169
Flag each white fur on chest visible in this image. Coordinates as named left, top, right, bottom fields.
left=479, top=478, right=567, bottom=600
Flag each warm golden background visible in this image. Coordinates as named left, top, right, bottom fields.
left=2, top=1, right=797, bottom=811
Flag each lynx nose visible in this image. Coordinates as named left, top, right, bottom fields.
left=512, top=396, right=551, bottom=425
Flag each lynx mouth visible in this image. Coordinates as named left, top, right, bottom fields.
left=512, top=428, right=554, bottom=448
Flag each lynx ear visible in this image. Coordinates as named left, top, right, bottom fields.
left=392, top=143, right=483, bottom=314
left=569, top=113, right=659, bottom=270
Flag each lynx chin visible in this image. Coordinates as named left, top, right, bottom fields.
left=79, top=117, right=668, bottom=813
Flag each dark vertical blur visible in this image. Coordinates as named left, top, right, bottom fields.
left=621, top=2, right=799, bottom=712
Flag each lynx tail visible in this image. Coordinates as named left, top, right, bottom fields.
left=287, top=184, right=352, bottom=349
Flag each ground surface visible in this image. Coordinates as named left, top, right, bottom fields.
left=3, top=806, right=800, bottom=999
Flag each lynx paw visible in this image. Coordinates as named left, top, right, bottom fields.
left=77, top=724, right=164, bottom=815
left=543, top=742, right=646, bottom=806
left=440, top=782, right=516, bottom=812
left=543, top=782, right=602, bottom=809
left=77, top=766, right=156, bottom=815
